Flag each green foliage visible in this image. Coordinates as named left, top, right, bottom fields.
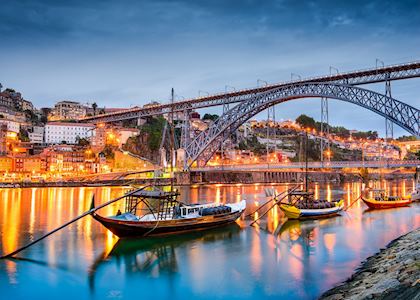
left=18, top=128, right=30, bottom=142
left=102, top=145, right=115, bottom=159
left=76, top=137, right=90, bottom=147
left=92, top=102, right=98, bottom=116
left=296, top=114, right=316, bottom=129
left=352, top=130, right=378, bottom=140
left=24, top=109, right=38, bottom=123
left=396, top=135, right=417, bottom=142
left=40, top=108, right=51, bottom=124
left=202, top=113, right=219, bottom=122
left=141, top=116, right=167, bottom=151
left=237, top=135, right=266, bottom=155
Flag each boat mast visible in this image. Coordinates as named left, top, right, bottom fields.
left=169, top=88, right=175, bottom=192
left=305, top=130, right=309, bottom=193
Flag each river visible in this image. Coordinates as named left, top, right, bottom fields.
left=0, top=180, right=419, bottom=299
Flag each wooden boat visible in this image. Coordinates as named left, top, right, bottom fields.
left=361, top=189, right=411, bottom=209
left=278, top=191, right=344, bottom=220
left=91, top=189, right=246, bottom=238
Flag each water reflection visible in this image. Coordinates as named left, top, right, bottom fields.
left=0, top=180, right=418, bottom=300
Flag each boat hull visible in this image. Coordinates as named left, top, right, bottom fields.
left=279, top=201, right=344, bottom=220
left=361, top=197, right=411, bottom=209
left=92, top=210, right=244, bottom=238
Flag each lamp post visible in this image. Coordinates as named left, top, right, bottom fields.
left=257, top=79, right=268, bottom=87
left=198, top=90, right=209, bottom=97
left=291, top=73, right=301, bottom=81
left=375, top=58, right=384, bottom=69
left=329, top=66, right=339, bottom=75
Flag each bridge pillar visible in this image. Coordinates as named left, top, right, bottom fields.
left=385, top=79, right=394, bottom=143
left=137, top=117, right=145, bottom=127
left=320, top=97, right=330, bottom=165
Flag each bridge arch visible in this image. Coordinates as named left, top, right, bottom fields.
left=185, top=82, right=420, bottom=167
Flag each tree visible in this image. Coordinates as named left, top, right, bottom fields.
left=76, top=137, right=90, bottom=147
left=396, top=135, right=417, bottom=142
left=202, top=113, right=219, bottom=122
left=141, top=116, right=167, bottom=151
left=237, top=135, right=266, bottom=155
left=40, top=107, right=51, bottom=124
left=296, top=114, right=316, bottom=129
left=102, top=145, right=115, bottom=159
left=92, top=102, right=98, bottom=116
left=18, top=129, right=30, bottom=142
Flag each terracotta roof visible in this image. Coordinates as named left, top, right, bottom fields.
left=46, top=122, right=94, bottom=127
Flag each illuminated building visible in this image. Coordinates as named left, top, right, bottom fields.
left=49, top=100, right=87, bottom=120
left=45, top=122, right=94, bottom=144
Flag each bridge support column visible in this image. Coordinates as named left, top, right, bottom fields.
left=137, top=117, right=145, bottom=127
left=320, top=97, right=330, bottom=166
left=181, top=109, right=191, bottom=170
left=385, top=79, right=394, bottom=143
left=266, top=105, right=276, bottom=160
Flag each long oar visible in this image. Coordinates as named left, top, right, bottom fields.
left=0, top=185, right=150, bottom=259
left=245, top=190, right=288, bottom=218
left=344, top=194, right=362, bottom=211
left=250, top=185, right=300, bottom=226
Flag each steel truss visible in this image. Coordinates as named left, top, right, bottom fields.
left=185, top=83, right=420, bottom=168
left=82, top=61, right=420, bottom=124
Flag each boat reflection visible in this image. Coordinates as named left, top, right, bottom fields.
left=276, top=220, right=317, bottom=254
left=88, top=224, right=242, bottom=290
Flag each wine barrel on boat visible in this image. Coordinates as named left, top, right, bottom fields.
left=91, top=188, right=247, bottom=238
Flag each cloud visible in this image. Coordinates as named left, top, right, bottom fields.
left=0, top=0, right=419, bottom=137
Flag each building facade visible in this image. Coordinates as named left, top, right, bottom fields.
left=49, top=101, right=87, bottom=120
left=45, top=122, right=94, bottom=144
left=0, top=119, right=20, bottom=133
left=28, top=126, right=45, bottom=144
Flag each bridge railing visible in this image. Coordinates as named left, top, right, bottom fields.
left=191, top=160, right=420, bottom=171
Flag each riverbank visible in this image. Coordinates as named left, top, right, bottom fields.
left=320, top=228, right=420, bottom=300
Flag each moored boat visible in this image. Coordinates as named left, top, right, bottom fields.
left=361, top=189, right=411, bottom=209
left=278, top=191, right=344, bottom=220
left=91, top=189, right=246, bottom=238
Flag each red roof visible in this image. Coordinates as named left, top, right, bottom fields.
left=46, top=122, right=94, bottom=127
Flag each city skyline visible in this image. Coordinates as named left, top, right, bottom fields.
left=1, top=0, right=419, bottom=136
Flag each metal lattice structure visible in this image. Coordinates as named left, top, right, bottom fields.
left=185, top=83, right=420, bottom=167
left=385, top=80, right=394, bottom=142
left=320, top=97, right=330, bottom=163
left=81, top=61, right=420, bottom=124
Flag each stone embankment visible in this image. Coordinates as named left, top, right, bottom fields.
left=320, top=228, right=420, bottom=300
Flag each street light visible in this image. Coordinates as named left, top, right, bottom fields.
left=329, top=66, right=339, bottom=75
left=291, top=73, right=302, bottom=81
left=257, top=79, right=268, bottom=87
left=198, top=90, right=209, bottom=97
left=376, top=58, right=384, bottom=69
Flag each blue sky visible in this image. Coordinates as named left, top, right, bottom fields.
left=0, top=0, right=419, bottom=136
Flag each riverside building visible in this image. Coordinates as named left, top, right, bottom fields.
left=45, top=122, right=94, bottom=144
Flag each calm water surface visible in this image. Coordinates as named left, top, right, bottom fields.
left=0, top=181, right=419, bottom=299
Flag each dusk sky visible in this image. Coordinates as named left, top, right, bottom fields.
left=1, top=0, right=419, bottom=136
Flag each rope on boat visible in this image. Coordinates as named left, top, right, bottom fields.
left=0, top=185, right=151, bottom=259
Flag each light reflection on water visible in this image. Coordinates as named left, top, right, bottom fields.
left=0, top=180, right=419, bottom=300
